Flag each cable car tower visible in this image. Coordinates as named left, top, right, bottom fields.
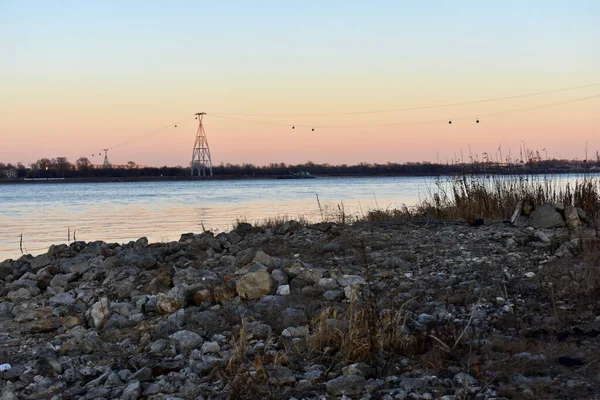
left=102, top=149, right=110, bottom=168
left=191, top=112, right=213, bottom=176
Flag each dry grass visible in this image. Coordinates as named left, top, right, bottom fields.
left=235, top=215, right=310, bottom=230
left=217, top=317, right=284, bottom=400
left=308, top=294, right=436, bottom=367
left=357, top=174, right=600, bottom=223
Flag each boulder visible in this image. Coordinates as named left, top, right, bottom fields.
left=90, top=297, right=111, bottom=328
left=528, top=204, right=565, bottom=229
left=235, top=269, right=275, bottom=300
left=213, top=284, right=237, bottom=303
left=252, top=250, right=275, bottom=269
left=121, top=381, right=141, bottom=400
left=564, top=205, right=581, bottom=230
left=284, top=262, right=323, bottom=283
left=0, top=260, right=16, bottom=280
left=326, top=374, right=365, bottom=396
left=169, top=330, right=203, bottom=354
left=278, top=220, right=302, bottom=234
left=193, top=289, right=214, bottom=305
left=7, top=287, right=35, bottom=303
left=156, top=286, right=185, bottom=315
left=49, top=292, right=76, bottom=307
left=201, top=341, right=221, bottom=354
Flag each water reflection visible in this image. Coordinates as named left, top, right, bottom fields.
left=1, top=177, right=430, bottom=260
left=8, top=174, right=590, bottom=261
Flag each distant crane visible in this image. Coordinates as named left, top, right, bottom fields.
left=191, top=113, right=213, bottom=176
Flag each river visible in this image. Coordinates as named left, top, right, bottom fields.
left=0, top=177, right=439, bottom=261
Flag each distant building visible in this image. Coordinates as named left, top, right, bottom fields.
left=92, top=164, right=147, bottom=169
left=4, top=169, right=17, bottom=179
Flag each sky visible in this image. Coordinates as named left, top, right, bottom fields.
left=1, top=1, right=599, bottom=167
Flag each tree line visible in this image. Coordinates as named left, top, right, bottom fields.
left=0, top=156, right=595, bottom=180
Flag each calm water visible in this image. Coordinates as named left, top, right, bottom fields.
left=0, top=177, right=434, bottom=261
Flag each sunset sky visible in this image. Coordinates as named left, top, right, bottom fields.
left=1, top=1, right=599, bottom=167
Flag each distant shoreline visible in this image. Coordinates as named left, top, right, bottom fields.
left=0, top=173, right=441, bottom=185
left=0, top=170, right=595, bottom=185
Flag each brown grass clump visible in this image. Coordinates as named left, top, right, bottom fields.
left=419, top=175, right=600, bottom=221
left=217, top=318, right=283, bottom=400
left=355, top=174, right=600, bottom=223
left=308, top=293, right=429, bottom=367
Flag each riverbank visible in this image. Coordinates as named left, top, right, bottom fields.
left=1, top=218, right=599, bottom=398
left=1, top=169, right=597, bottom=185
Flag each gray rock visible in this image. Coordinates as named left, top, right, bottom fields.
left=283, top=308, right=308, bottom=326
left=169, top=330, right=203, bottom=354
left=129, top=367, right=153, bottom=382
left=323, top=290, right=345, bottom=302
left=326, top=374, right=365, bottom=396
left=342, top=362, right=375, bottom=377
left=321, top=242, right=341, bottom=253
left=453, top=372, right=479, bottom=386
left=201, top=341, right=220, bottom=354
left=564, top=205, right=581, bottom=230
left=513, top=215, right=529, bottom=227
left=318, top=278, right=339, bottom=290
left=7, top=287, right=35, bottom=302
left=135, top=237, right=149, bottom=249
left=253, top=250, right=274, bottom=269
left=0, top=301, right=14, bottom=316
left=528, top=204, right=565, bottom=229
left=121, top=380, right=141, bottom=400
left=49, top=273, right=76, bottom=288
left=247, top=322, right=273, bottom=340
left=281, top=326, right=309, bottom=338
left=268, top=365, right=296, bottom=386
left=49, top=292, right=76, bottom=307
left=417, top=313, right=436, bottom=325
left=104, top=372, right=122, bottom=386
left=0, top=260, right=16, bottom=280
left=344, top=283, right=371, bottom=301
left=271, top=269, right=288, bottom=286
left=278, top=220, right=302, bottom=234
left=337, top=274, right=367, bottom=287
left=30, top=253, right=51, bottom=271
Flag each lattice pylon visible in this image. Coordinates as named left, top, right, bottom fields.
left=191, top=113, right=213, bottom=176
left=102, top=149, right=110, bottom=168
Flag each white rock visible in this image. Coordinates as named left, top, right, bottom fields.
left=276, top=284, right=290, bottom=296
left=90, top=297, right=110, bottom=328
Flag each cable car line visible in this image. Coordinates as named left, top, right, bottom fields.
left=209, top=93, right=600, bottom=129
left=208, top=82, right=600, bottom=117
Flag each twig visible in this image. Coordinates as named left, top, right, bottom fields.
left=20, top=233, right=23, bottom=254
left=426, top=298, right=482, bottom=353
left=316, top=193, right=324, bottom=221
left=583, top=358, right=599, bottom=373
left=453, top=298, right=481, bottom=350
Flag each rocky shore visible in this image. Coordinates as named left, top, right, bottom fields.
left=1, top=215, right=600, bottom=399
